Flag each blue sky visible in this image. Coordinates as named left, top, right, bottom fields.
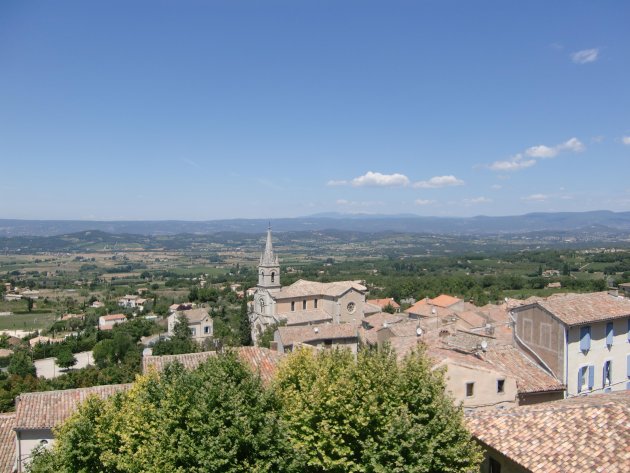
left=0, top=0, right=628, bottom=220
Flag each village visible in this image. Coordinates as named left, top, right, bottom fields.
left=0, top=229, right=627, bottom=472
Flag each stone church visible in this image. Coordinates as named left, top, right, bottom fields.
left=250, top=227, right=371, bottom=343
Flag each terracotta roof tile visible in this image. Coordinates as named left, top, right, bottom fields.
left=0, top=414, right=15, bottom=473
left=366, top=298, right=400, bottom=309
left=430, top=294, right=462, bottom=308
left=482, top=345, right=564, bottom=394
left=277, top=324, right=358, bottom=347
left=526, top=291, right=630, bottom=326
left=15, top=384, right=131, bottom=430
left=467, top=391, right=630, bottom=473
left=280, top=309, right=333, bottom=325
left=142, top=347, right=283, bottom=384
left=274, top=279, right=366, bottom=299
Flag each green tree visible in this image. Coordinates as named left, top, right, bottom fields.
left=383, top=302, right=396, bottom=314
left=239, top=298, right=252, bottom=346
left=274, top=346, right=482, bottom=472
left=56, top=348, right=77, bottom=370
left=8, top=350, right=36, bottom=377
left=152, top=314, right=198, bottom=356
left=26, top=297, right=34, bottom=313
left=93, top=332, right=134, bottom=368
left=29, top=352, right=291, bottom=473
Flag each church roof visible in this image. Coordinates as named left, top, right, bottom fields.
left=280, top=309, right=334, bottom=325
left=260, top=226, right=278, bottom=266
left=273, top=279, right=366, bottom=299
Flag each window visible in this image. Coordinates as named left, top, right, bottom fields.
left=606, top=322, right=614, bottom=347
left=314, top=298, right=318, bottom=309
left=539, top=323, right=552, bottom=349
left=303, top=300, right=307, bottom=310
left=347, top=302, right=356, bottom=314
left=603, top=360, right=612, bottom=388
left=465, top=382, right=474, bottom=397
left=489, top=457, right=501, bottom=473
left=204, top=326, right=210, bottom=334
left=523, top=319, right=532, bottom=342
left=291, top=301, right=295, bottom=311
left=497, top=379, right=505, bottom=394
left=190, top=328, right=196, bottom=336
left=578, top=365, right=594, bottom=393
left=271, top=272, right=275, bottom=283
left=580, top=326, right=591, bottom=352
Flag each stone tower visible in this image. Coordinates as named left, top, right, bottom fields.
left=258, top=225, right=280, bottom=289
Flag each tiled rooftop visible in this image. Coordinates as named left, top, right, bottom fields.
left=362, top=312, right=404, bottom=329
left=467, top=391, right=630, bottom=473
left=366, top=298, right=400, bottom=309
left=526, top=291, right=630, bottom=326
left=277, top=324, right=358, bottom=347
left=430, top=294, right=462, bottom=308
left=482, top=345, right=564, bottom=394
left=15, top=384, right=131, bottom=430
left=274, top=279, right=366, bottom=299
left=0, top=414, right=15, bottom=473
left=142, top=347, right=283, bottom=384
left=178, top=308, right=210, bottom=324
left=279, top=309, right=333, bottom=326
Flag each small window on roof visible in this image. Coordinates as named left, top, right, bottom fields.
left=497, top=379, right=505, bottom=394
left=465, top=382, right=474, bottom=397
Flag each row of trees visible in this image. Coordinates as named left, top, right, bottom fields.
left=29, top=346, right=481, bottom=473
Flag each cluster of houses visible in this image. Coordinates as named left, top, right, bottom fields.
left=0, top=230, right=628, bottom=472
left=2, top=284, right=39, bottom=302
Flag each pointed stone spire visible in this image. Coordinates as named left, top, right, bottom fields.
left=260, top=223, right=277, bottom=266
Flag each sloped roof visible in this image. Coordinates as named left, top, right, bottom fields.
left=366, top=298, right=400, bottom=309
left=525, top=291, right=630, bottom=326
left=277, top=324, right=358, bottom=347
left=273, top=279, right=366, bottom=299
left=142, top=347, right=283, bottom=384
left=15, top=384, right=131, bottom=430
left=430, top=294, right=462, bottom=308
left=482, top=345, right=564, bottom=394
left=362, top=312, right=404, bottom=329
left=100, top=313, right=127, bottom=321
left=0, top=414, right=15, bottom=473
left=467, top=391, right=630, bottom=473
left=280, top=309, right=333, bottom=326
left=179, top=308, right=211, bottom=324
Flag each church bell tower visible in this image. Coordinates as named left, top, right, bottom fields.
left=258, top=225, right=280, bottom=289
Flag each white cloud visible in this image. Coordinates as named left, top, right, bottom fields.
left=525, top=137, right=584, bottom=159
left=571, top=48, right=599, bottom=64
left=351, top=171, right=410, bottom=187
left=464, top=196, right=492, bottom=205
left=622, top=136, right=630, bottom=145
left=336, top=199, right=349, bottom=205
left=413, top=175, right=464, bottom=189
left=489, top=155, right=536, bottom=171
left=491, top=184, right=503, bottom=190
left=489, top=137, right=584, bottom=172
left=414, top=199, right=435, bottom=206
left=327, top=179, right=348, bottom=186
left=522, top=193, right=549, bottom=202
left=558, top=137, right=585, bottom=152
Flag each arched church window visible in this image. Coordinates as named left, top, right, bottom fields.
left=291, top=301, right=295, bottom=311
left=259, top=299, right=265, bottom=312
left=271, top=272, right=275, bottom=282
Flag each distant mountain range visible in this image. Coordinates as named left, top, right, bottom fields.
left=2, top=210, right=630, bottom=237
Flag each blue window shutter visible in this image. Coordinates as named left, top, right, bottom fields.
left=588, top=365, right=594, bottom=389
left=580, top=326, right=591, bottom=351
left=578, top=368, right=583, bottom=393
left=606, top=322, right=614, bottom=346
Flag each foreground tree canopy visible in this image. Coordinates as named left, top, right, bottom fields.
left=29, top=347, right=481, bottom=473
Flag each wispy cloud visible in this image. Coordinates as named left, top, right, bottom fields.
left=525, top=137, right=584, bottom=158
left=181, top=158, right=201, bottom=169
left=522, top=193, right=549, bottom=202
left=413, top=175, right=464, bottom=189
left=622, top=136, right=630, bottom=146
left=488, top=137, right=584, bottom=172
left=414, top=199, right=435, bottom=206
left=489, top=156, right=536, bottom=171
left=336, top=199, right=383, bottom=207
left=463, top=196, right=492, bottom=205
left=571, top=48, right=599, bottom=64
left=327, top=179, right=348, bottom=186
left=491, top=184, right=503, bottom=190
